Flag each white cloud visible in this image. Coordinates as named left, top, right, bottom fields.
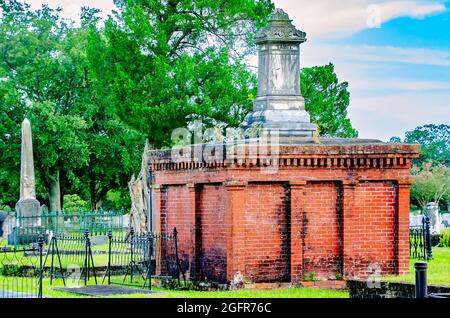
left=26, top=0, right=116, bottom=22
left=301, top=43, right=450, bottom=68
left=349, top=92, right=450, bottom=140
left=273, top=0, right=447, bottom=40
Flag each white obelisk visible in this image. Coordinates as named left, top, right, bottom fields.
left=16, top=119, right=40, bottom=221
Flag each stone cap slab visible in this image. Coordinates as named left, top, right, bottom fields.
left=147, top=138, right=420, bottom=170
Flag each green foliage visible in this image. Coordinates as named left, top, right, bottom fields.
left=0, top=264, right=38, bottom=277
left=63, top=194, right=89, bottom=213
left=96, top=0, right=274, bottom=147
left=303, top=272, right=317, bottom=281
left=301, top=63, right=358, bottom=138
left=438, top=229, right=450, bottom=248
left=101, top=189, right=131, bottom=212
left=390, top=124, right=449, bottom=166
left=0, top=2, right=145, bottom=210
left=410, top=161, right=450, bottom=212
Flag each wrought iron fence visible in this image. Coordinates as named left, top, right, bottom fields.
left=4, top=209, right=125, bottom=247
left=40, top=227, right=185, bottom=290
left=103, top=227, right=185, bottom=289
left=0, top=237, right=44, bottom=298
left=409, top=215, right=433, bottom=260
left=0, top=227, right=185, bottom=297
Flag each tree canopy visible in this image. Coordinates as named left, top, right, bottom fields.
left=0, top=1, right=145, bottom=210
left=390, top=124, right=449, bottom=167
left=301, top=63, right=358, bottom=138
left=1, top=0, right=364, bottom=212
left=411, top=162, right=450, bottom=213
left=96, top=0, right=274, bottom=147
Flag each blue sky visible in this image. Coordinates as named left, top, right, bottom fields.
left=26, top=0, right=450, bottom=141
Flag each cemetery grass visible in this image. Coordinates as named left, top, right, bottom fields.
left=383, top=247, right=450, bottom=285
left=0, top=276, right=349, bottom=298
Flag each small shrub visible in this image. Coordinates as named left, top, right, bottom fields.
left=0, top=264, right=29, bottom=277
left=161, top=278, right=182, bottom=290
left=431, top=233, right=441, bottom=247
left=303, top=272, right=317, bottom=281
left=438, top=228, right=450, bottom=247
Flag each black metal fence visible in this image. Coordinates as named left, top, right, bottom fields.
left=0, top=236, right=44, bottom=298
left=42, top=227, right=184, bottom=290
left=104, top=228, right=185, bottom=289
left=409, top=215, right=433, bottom=260
left=4, top=209, right=125, bottom=247
left=0, top=227, right=184, bottom=297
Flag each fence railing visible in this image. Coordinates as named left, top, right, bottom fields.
left=4, top=209, right=126, bottom=247
left=1, top=227, right=185, bottom=298
left=43, top=227, right=185, bottom=290
left=409, top=215, right=433, bottom=260
left=0, top=236, right=44, bottom=298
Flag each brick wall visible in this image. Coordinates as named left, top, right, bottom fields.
left=351, top=181, right=397, bottom=277
left=151, top=143, right=419, bottom=284
left=198, top=184, right=227, bottom=283
left=244, top=183, right=290, bottom=282
left=303, top=182, right=343, bottom=280
left=160, top=185, right=192, bottom=276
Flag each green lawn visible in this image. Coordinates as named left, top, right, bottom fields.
left=383, top=247, right=450, bottom=285
left=0, top=275, right=349, bottom=298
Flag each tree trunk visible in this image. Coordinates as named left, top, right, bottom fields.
left=90, top=169, right=97, bottom=212
left=49, top=170, right=61, bottom=213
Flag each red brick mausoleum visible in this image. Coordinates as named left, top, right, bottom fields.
left=145, top=9, right=421, bottom=285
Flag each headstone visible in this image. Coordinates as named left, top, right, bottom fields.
left=0, top=212, right=7, bottom=238
left=242, top=9, right=317, bottom=139
left=442, top=214, right=450, bottom=229
left=427, top=202, right=440, bottom=234
left=410, top=214, right=424, bottom=227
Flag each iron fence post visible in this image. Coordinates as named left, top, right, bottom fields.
left=38, top=234, right=44, bottom=299
left=83, top=229, right=89, bottom=286
left=130, top=227, right=135, bottom=283
left=107, top=230, right=112, bottom=285
left=424, top=215, right=433, bottom=260
left=146, top=232, right=153, bottom=290
left=415, top=262, right=428, bottom=298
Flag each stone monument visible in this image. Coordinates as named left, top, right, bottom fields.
left=242, top=9, right=317, bottom=139
left=9, top=119, right=41, bottom=244
left=146, top=8, right=421, bottom=284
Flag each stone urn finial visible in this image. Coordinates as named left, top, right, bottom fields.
left=255, top=8, right=307, bottom=44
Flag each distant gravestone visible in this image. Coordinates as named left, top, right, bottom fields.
left=427, top=202, right=440, bottom=234
left=410, top=214, right=424, bottom=227
left=0, top=212, right=7, bottom=237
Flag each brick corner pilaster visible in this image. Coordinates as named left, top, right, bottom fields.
left=223, top=180, right=247, bottom=282
left=289, top=180, right=307, bottom=284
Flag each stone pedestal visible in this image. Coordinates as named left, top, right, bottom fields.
left=147, top=139, right=420, bottom=283
left=242, top=9, right=317, bottom=137
left=15, top=199, right=41, bottom=225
